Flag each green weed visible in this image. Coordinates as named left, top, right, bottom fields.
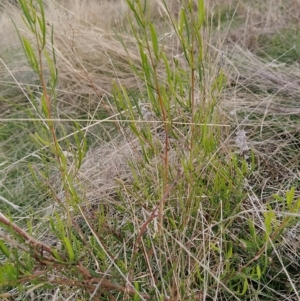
left=0, top=0, right=299, bottom=300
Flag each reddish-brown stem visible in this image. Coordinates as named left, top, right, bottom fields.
left=129, top=168, right=183, bottom=282
left=143, top=29, right=170, bottom=234
left=0, top=212, right=61, bottom=258
left=35, top=28, right=61, bottom=168
left=33, top=23, right=73, bottom=224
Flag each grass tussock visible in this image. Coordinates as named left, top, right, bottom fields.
left=0, top=0, right=299, bottom=300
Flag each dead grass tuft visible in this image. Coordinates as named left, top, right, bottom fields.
left=0, top=0, right=184, bottom=116
left=1, top=0, right=300, bottom=299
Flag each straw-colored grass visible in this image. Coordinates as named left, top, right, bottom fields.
left=0, top=0, right=299, bottom=300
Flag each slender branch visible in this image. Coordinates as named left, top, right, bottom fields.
left=0, top=212, right=63, bottom=259
left=131, top=168, right=183, bottom=262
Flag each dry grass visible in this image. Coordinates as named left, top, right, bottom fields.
left=0, top=0, right=300, bottom=300
left=217, top=3, right=300, bottom=290
left=0, top=0, right=187, bottom=116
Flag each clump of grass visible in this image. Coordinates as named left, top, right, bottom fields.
left=217, top=1, right=300, bottom=297
left=256, top=27, right=300, bottom=64
left=0, top=0, right=299, bottom=300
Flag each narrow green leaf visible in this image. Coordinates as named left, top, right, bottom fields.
left=264, top=209, right=275, bottom=237
left=198, top=0, right=205, bottom=29
left=264, top=214, right=271, bottom=236
left=34, top=132, right=51, bottom=147
left=212, top=70, right=226, bottom=93
left=197, top=37, right=203, bottom=63
left=273, top=194, right=285, bottom=202
left=296, top=197, right=300, bottom=210
left=44, top=49, right=58, bottom=86
left=126, top=0, right=145, bottom=29
left=21, top=36, right=38, bottom=73
left=286, top=186, right=295, bottom=208
left=40, top=93, right=49, bottom=117
left=149, top=23, right=159, bottom=59
left=18, top=0, right=36, bottom=30
left=179, top=9, right=185, bottom=38
left=226, top=241, right=233, bottom=259
left=38, top=0, right=46, bottom=48
left=241, top=278, right=248, bottom=295
left=160, top=85, right=170, bottom=115
left=139, top=45, right=150, bottom=81
left=37, top=17, right=46, bottom=49
left=20, top=13, right=34, bottom=32
left=248, top=219, right=256, bottom=240
left=210, top=242, right=221, bottom=253
left=162, top=52, right=171, bottom=81
left=0, top=241, right=10, bottom=258
left=0, top=263, right=17, bottom=282
left=183, top=9, right=190, bottom=44
left=52, top=248, right=64, bottom=262
left=256, top=264, right=262, bottom=279
left=52, top=213, right=65, bottom=238
left=63, top=236, right=75, bottom=262
left=133, top=281, right=141, bottom=301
